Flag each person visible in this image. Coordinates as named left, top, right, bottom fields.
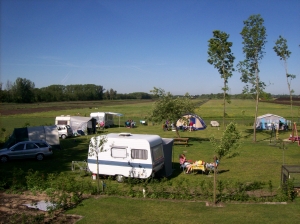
left=189, top=120, right=194, bottom=132
left=179, top=154, right=191, bottom=173
left=206, top=156, right=219, bottom=169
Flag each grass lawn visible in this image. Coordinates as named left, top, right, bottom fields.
left=67, top=196, right=300, bottom=224
left=0, top=99, right=300, bottom=223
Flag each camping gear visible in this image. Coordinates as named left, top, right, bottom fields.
left=3, top=126, right=59, bottom=149
left=55, top=115, right=97, bottom=135
left=256, top=114, right=289, bottom=130
left=176, top=113, right=207, bottom=131
left=289, top=122, right=300, bottom=146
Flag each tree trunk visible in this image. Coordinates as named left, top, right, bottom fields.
left=223, top=78, right=226, bottom=129
left=96, top=156, right=100, bottom=194
left=175, top=126, right=181, bottom=138
left=213, top=156, right=217, bottom=204
left=285, top=60, right=293, bottom=125
left=253, top=67, right=259, bottom=142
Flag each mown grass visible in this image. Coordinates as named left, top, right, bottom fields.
left=1, top=99, right=300, bottom=223
left=66, top=196, right=300, bottom=224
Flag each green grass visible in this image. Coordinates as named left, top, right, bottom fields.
left=67, top=196, right=300, bottom=224
left=1, top=99, right=300, bottom=223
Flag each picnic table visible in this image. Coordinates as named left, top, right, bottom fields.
left=173, top=138, right=189, bottom=147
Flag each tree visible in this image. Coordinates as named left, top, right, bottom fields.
left=207, top=30, right=235, bottom=128
left=237, top=14, right=267, bottom=142
left=209, top=122, right=241, bottom=204
left=149, top=87, right=196, bottom=137
left=273, top=36, right=296, bottom=123
left=210, top=122, right=241, bottom=161
left=89, top=135, right=108, bottom=194
left=11, top=77, right=35, bottom=103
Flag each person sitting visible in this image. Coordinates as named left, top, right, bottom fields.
left=125, top=120, right=131, bottom=128
left=206, top=156, right=219, bottom=170
left=179, top=154, right=192, bottom=173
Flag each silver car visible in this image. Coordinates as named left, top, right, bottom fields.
left=0, top=140, right=53, bottom=162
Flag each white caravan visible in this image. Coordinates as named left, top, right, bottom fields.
left=87, top=133, right=171, bottom=182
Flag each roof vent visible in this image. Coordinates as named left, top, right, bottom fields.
left=119, top=133, right=131, bottom=137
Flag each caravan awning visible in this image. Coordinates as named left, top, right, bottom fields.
left=106, top=112, right=123, bottom=127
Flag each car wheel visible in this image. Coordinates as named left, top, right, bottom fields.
left=116, top=175, right=124, bottom=183
left=61, top=134, right=66, bottom=139
left=0, top=156, right=8, bottom=163
left=36, top=154, right=44, bottom=161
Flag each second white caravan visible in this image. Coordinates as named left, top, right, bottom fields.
left=87, top=133, right=173, bottom=182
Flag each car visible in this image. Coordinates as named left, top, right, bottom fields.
left=0, top=140, right=53, bottom=163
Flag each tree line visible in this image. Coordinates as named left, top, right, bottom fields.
left=0, top=78, right=153, bottom=103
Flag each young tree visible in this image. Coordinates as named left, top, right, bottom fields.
left=238, top=14, right=267, bottom=142
left=89, top=135, right=108, bottom=194
left=149, top=87, right=196, bottom=137
left=210, top=122, right=241, bottom=204
left=207, top=30, right=235, bottom=128
left=273, top=36, right=296, bottom=123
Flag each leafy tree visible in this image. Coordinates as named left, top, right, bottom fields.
left=207, top=30, right=235, bottom=128
left=273, top=36, right=296, bottom=123
left=11, top=77, right=35, bottom=103
left=149, top=87, right=196, bottom=137
left=210, top=122, right=241, bottom=161
left=237, top=14, right=267, bottom=142
left=89, top=135, right=108, bottom=194
left=210, top=122, right=241, bottom=205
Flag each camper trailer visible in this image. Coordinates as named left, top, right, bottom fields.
left=87, top=133, right=173, bottom=182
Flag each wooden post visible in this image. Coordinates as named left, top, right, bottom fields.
left=213, top=156, right=216, bottom=205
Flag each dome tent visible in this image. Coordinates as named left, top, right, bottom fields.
left=176, top=113, right=207, bottom=130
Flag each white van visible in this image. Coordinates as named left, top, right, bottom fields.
left=57, top=125, right=73, bottom=139
left=87, top=133, right=172, bottom=182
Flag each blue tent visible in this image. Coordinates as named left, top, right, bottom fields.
left=176, top=113, right=207, bottom=130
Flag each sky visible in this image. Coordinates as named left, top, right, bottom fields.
left=1, top=0, right=299, bottom=95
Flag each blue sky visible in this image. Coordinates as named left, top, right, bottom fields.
left=1, top=0, right=299, bottom=95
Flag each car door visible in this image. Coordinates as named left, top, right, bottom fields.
left=9, top=143, right=26, bottom=159
left=25, top=142, right=39, bottom=158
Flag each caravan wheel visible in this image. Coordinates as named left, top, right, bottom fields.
left=61, top=134, right=66, bottom=139
left=116, top=175, right=124, bottom=183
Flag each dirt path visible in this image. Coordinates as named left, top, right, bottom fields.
left=0, top=191, right=82, bottom=223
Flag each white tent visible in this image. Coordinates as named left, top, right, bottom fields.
left=256, top=114, right=289, bottom=130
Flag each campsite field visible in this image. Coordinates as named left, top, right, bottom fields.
left=0, top=99, right=300, bottom=223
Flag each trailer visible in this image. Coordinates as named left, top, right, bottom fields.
left=87, top=133, right=173, bottom=182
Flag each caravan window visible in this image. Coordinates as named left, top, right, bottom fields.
left=131, top=149, right=148, bottom=160
left=57, top=120, right=68, bottom=125
left=111, top=147, right=127, bottom=158
left=152, top=144, right=163, bottom=164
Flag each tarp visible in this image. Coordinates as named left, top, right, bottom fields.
left=69, top=116, right=96, bottom=134
left=176, top=113, right=207, bottom=130
left=256, top=114, right=289, bottom=130
left=4, top=125, right=59, bottom=148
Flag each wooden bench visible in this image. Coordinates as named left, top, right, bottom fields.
left=173, top=138, right=189, bottom=147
